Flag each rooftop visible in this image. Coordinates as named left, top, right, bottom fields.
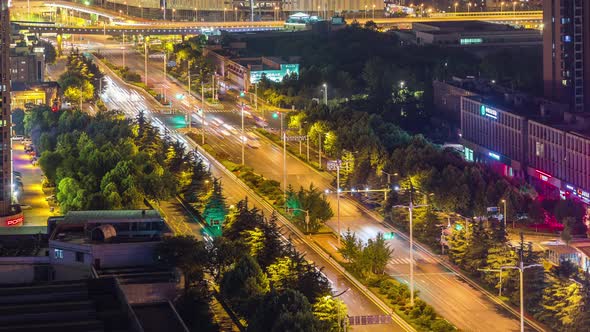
left=415, top=21, right=514, bottom=32
left=132, top=302, right=189, bottom=332
left=62, top=210, right=163, bottom=224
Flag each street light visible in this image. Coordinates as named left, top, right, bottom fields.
left=392, top=182, right=429, bottom=307
left=234, top=7, right=238, bottom=21
left=467, top=2, right=472, bottom=13
left=481, top=240, right=542, bottom=332
left=454, top=2, right=458, bottom=14
left=501, top=199, right=508, bottom=230
left=372, top=4, right=376, bottom=19
left=321, top=83, right=327, bottom=105
left=223, top=7, right=226, bottom=22
left=512, top=1, right=517, bottom=15
left=172, top=8, right=176, bottom=21
left=500, top=1, right=505, bottom=13
left=364, top=5, right=367, bottom=19
left=124, top=1, right=128, bottom=15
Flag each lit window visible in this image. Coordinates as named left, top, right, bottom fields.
left=535, top=142, right=544, bottom=157
left=54, top=249, right=63, bottom=259
left=460, top=38, right=483, bottom=45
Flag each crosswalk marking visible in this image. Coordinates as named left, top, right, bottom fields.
left=389, top=257, right=438, bottom=265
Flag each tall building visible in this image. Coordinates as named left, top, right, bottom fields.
left=0, top=0, right=13, bottom=216
left=543, top=0, right=590, bottom=112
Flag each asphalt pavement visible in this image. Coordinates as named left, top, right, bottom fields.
left=92, top=46, right=404, bottom=331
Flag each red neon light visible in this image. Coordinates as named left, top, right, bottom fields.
left=6, top=216, right=23, bottom=226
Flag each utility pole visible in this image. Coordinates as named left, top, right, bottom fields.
left=306, top=135, right=310, bottom=161
left=144, top=36, right=148, bottom=86
left=282, top=113, right=287, bottom=199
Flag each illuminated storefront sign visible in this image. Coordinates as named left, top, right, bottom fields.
left=488, top=152, right=501, bottom=160
left=6, top=215, right=23, bottom=226
left=536, top=170, right=552, bottom=182
left=480, top=105, right=498, bottom=120
left=250, top=64, right=300, bottom=84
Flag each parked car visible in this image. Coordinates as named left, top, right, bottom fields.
left=12, top=135, right=24, bottom=141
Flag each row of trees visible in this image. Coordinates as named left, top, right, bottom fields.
left=156, top=199, right=347, bottom=331
left=58, top=50, right=103, bottom=106
left=446, top=220, right=590, bottom=331
left=28, top=107, right=197, bottom=212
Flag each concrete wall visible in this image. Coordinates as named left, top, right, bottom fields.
left=121, top=282, right=180, bottom=304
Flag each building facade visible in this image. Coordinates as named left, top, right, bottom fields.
left=9, top=51, right=45, bottom=83
left=460, top=96, right=527, bottom=178
left=543, top=0, right=590, bottom=112
left=0, top=0, right=13, bottom=216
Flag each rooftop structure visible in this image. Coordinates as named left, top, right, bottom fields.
left=412, top=21, right=542, bottom=47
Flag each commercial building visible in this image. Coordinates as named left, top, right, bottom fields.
left=413, top=21, right=542, bottom=47
left=10, top=81, right=59, bottom=110
left=449, top=75, right=590, bottom=204
left=543, top=0, right=590, bottom=112
left=0, top=0, right=19, bottom=222
left=9, top=44, right=45, bottom=83
left=204, top=44, right=299, bottom=91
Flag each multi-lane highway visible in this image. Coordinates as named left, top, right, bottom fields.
left=73, top=34, right=543, bottom=331
left=91, top=39, right=407, bottom=331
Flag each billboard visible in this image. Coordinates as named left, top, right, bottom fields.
left=250, top=64, right=299, bottom=84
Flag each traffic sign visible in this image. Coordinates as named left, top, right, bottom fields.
left=285, top=135, right=307, bottom=142
left=327, top=160, right=342, bottom=171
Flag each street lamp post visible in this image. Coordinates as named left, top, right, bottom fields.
left=223, top=8, right=226, bottom=22
left=501, top=199, right=507, bottom=230
left=393, top=183, right=428, bottom=306
left=512, top=1, right=517, bottom=15
left=234, top=7, right=237, bottom=21
left=172, top=8, right=176, bottom=21
left=122, top=33, right=126, bottom=69
left=144, top=37, right=148, bottom=86
left=124, top=1, right=128, bottom=15
left=372, top=4, right=376, bottom=19
left=322, top=83, right=327, bottom=105
left=500, top=1, right=505, bottom=13
left=467, top=2, right=472, bottom=13
left=241, top=102, right=245, bottom=165
left=454, top=2, right=458, bottom=14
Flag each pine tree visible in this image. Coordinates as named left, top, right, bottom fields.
left=202, top=178, right=227, bottom=236
left=447, top=226, right=468, bottom=267
left=183, top=159, right=210, bottom=204
left=338, top=228, right=362, bottom=263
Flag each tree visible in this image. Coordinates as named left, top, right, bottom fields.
left=155, top=236, right=207, bottom=292
left=364, top=20, right=378, bottom=31
left=202, top=178, right=227, bottom=233
left=248, top=289, right=319, bottom=332
left=183, top=159, right=210, bottom=204
left=56, top=177, right=86, bottom=212
left=175, top=284, right=219, bottom=332
left=297, top=184, right=334, bottom=232
left=338, top=228, right=362, bottom=263
left=361, top=232, right=394, bottom=274
left=266, top=256, right=298, bottom=290
left=313, top=295, right=348, bottom=332
left=220, top=255, right=269, bottom=317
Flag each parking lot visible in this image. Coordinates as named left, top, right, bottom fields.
left=12, top=140, right=52, bottom=227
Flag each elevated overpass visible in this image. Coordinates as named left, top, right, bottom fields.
left=12, top=21, right=283, bottom=35
left=14, top=11, right=543, bottom=36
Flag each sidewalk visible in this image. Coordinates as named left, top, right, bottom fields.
left=12, top=141, right=52, bottom=227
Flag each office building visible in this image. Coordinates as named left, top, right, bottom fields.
left=0, top=0, right=14, bottom=218
left=543, top=0, right=590, bottom=112
left=454, top=75, right=590, bottom=203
